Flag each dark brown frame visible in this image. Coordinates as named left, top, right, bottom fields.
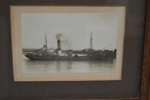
left=141, top=0, right=150, bottom=100
left=0, top=0, right=150, bottom=100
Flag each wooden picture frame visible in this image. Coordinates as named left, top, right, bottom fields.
left=0, top=0, right=149, bottom=99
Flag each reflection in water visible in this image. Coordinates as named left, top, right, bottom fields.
left=22, top=58, right=116, bottom=73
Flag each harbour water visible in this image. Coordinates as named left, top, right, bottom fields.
left=22, top=55, right=116, bottom=73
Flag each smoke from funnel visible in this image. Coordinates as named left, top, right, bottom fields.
left=56, top=34, right=61, bottom=40
left=55, top=33, right=72, bottom=50
left=56, top=33, right=61, bottom=50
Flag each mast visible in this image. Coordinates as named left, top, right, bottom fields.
left=45, top=34, right=48, bottom=50
left=89, top=32, right=93, bottom=56
left=90, top=32, right=93, bottom=50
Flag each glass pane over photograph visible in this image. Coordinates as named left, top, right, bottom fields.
left=11, top=6, right=125, bottom=81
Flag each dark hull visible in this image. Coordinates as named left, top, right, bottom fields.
left=25, top=54, right=114, bottom=61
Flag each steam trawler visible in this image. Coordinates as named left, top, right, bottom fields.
left=24, top=33, right=116, bottom=61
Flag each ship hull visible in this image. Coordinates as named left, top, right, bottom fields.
left=25, top=53, right=114, bottom=61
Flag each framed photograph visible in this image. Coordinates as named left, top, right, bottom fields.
left=10, top=6, right=125, bottom=81
left=0, top=0, right=149, bottom=100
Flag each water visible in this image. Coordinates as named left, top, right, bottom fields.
left=22, top=55, right=116, bottom=73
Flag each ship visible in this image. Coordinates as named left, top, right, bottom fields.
left=24, top=33, right=116, bottom=61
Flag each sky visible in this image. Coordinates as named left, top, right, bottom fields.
left=21, top=13, right=118, bottom=50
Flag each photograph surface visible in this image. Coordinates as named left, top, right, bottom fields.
left=11, top=6, right=125, bottom=81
